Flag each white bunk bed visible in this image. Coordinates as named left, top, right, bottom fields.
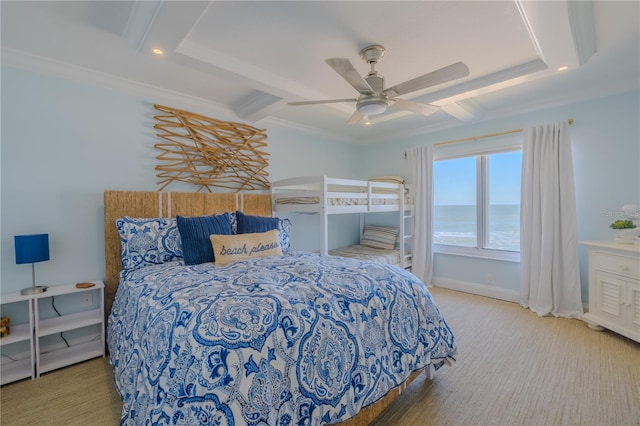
left=272, top=175, right=412, bottom=269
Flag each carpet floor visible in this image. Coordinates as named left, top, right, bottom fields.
left=1, top=287, right=638, bottom=425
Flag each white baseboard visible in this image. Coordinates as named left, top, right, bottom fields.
left=432, top=277, right=520, bottom=303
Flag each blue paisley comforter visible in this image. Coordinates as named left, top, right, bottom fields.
left=107, top=251, right=456, bottom=425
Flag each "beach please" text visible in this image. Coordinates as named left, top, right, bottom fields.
left=219, top=241, right=280, bottom=257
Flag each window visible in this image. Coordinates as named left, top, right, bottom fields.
left=433, top=148, right=522, bottom=261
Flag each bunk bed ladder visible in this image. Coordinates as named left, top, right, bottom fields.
left=400, top=184, right=413, bottom=271
left=320, top=176, right=329, bottom=256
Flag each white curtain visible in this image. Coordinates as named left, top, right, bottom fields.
left=520, top=121, right=583, bottom=318
left=407, top=145, right=434, bottom=286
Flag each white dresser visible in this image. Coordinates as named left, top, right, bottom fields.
left=581, top=241, right=640, bottom=342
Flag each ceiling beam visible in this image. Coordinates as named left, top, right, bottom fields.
left=567, top=1, right=596, bottom=65
left=441, top=99, right=485, bottom=122
left=233, top=90, right=286, bottom=122
left=122, top=0, right=164, bottom=51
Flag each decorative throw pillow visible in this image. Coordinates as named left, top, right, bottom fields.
left=278, top=218, right=292, bottom=252
left=360, top=225, right=399, bottom=250
left=210, top=229, right=282, bottom=266
left=177, top=213, right=233, bottom=265
left=116, top=216, right=183, bottom=271
left=233, top=211, right=291, bottom=251
left=228, top=211, right=238, bottom=234
left=236, top=211, right=279, bottom=234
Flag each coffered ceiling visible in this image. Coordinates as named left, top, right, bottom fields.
left=1, top=1, right=638, bottom=144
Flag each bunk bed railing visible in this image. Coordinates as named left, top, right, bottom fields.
left=272, top=176, right=412, bottom=268
left=272, top=177, right=405, bottom=204
left=271, top=176, right=404, bottom=191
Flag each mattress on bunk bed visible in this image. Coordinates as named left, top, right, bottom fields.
left=273, top=177, right=408, bottom=207
left=329, top=244, right=406, bottom=265
left=275, top=196, right=401, bottom=206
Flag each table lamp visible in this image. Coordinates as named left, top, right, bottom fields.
left=15, top=234, right=50, bottom=295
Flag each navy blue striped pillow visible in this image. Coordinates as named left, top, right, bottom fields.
left=236, top=211, right=279, bottom=234
left=177, top=213, right=232, bottom=265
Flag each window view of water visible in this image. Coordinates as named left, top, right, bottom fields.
left=434, top=204, right=520, bottom=252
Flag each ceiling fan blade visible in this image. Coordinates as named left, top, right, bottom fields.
left=288, top=98, right=357, bottom=106
left=383, top=62, right=470, bottom=97
left=326, top=58, right=374, bottom=94
left=390, top=99, right=440, bottom=116
left=347, top=110, right=366, bottom=125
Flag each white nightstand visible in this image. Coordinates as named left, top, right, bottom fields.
left=0, top=280, right=105, bottom=385
left=581, top=241, right=640, bottom=342
left=0, top=292, right=35, bottom=385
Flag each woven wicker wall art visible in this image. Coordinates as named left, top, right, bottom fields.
left=153, top=104, right=270, bottom=192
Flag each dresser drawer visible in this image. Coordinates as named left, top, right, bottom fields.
left=592, top=251, right=640, bottom=277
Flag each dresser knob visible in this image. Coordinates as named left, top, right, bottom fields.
left=618, top=264, right=629, bottom=271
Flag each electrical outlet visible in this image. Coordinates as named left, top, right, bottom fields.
left=81, top=293, right=93, bottom=307
left=486, top=273, right=494, bottom=285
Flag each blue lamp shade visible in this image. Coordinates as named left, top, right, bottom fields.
left=15, top=234, right=50, bottom=264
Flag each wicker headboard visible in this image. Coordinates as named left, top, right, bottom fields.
left=103, top=190, right=272, bottom=315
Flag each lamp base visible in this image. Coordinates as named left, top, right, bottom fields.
left=20, top=286, right=48, bottom=295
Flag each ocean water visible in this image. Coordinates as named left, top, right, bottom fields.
left=434, top=204, right=520, bottom=252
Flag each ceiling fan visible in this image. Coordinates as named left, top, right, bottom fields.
left=288, top=44, right=469, bottom=124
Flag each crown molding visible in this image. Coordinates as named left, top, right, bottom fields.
left=1, top=48, right=228, bottom=115
left=259, top=116, right=354, bottom=144
left=1, top=47, right=356, bottom=144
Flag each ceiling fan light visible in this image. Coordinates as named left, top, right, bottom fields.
left=358, top=100, right=387, bottom=116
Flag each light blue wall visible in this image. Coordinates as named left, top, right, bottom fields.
left=0, top=65, right=359, bottom=294
left=357, top=90, right=640, bottom=303
left=2, top=63, right=638, bottom=307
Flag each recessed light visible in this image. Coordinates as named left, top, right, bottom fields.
left=152, top=48, right=164, bottom=56
left=364, top=121, right=371, bottom=126
left=557, top=65, right=569, bottom=72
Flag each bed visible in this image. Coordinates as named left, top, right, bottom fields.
left=272, top=176, right=412, bottom=269
left=328, top=244, right=408, bottom=266
left=330, top=223, right=409, bottom=268
left=104, top=190, right=456, bottom=425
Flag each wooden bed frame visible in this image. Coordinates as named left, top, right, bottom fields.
left=103, top=190, right=272, bottom=315
left=103, top=189, right=428, bottom=426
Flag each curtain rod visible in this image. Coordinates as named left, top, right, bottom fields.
left=434, top=118, right=574, bottom=147
left=404, top=119, right=574, bottom=157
